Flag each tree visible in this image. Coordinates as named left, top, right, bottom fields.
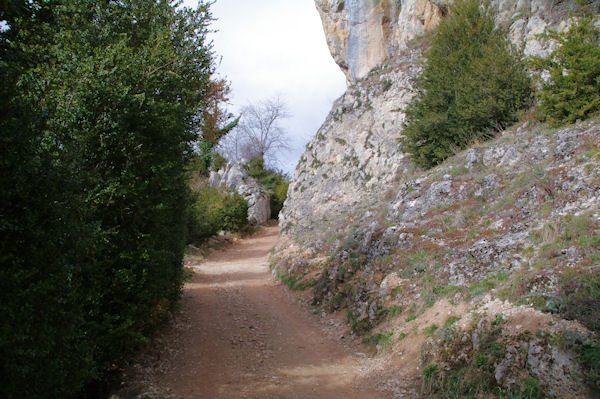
left=218, top=126, right=258, bottom=161
left=219, top=96, right=291, bottom=166
left=400, top=0, right=531, bottom=168
left=1, top=3, right=93, bottom=395
left=0, top=0, right=218, bottom=397
left=191, top=77, right=240, bottom=175
left=531, top=2, right=600, bottom=126
left=199, top=78, right=239, bottom=145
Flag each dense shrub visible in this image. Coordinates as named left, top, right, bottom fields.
left=270, top=178, right=290, bottom=219
left=188, top=140, right=216, bottom=176
left=246, top=156, right=270, bottom=180
left=187, top=186, right=249, bottom=243
left=531, top=3, right=600, bottom=126
left=400, top=0, right=531, bottom=168
left=212, top=152, right=228, bottom=172
left=560, top=270, right=600, bottom=334
left=0, top=1, right=215, bottom=397
left=188, top=136, right=236, bottom=176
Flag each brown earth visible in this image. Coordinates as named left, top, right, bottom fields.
left=119, top=226, right=392, bottom=399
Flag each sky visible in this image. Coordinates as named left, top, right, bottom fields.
left=183, top=0, right=347, bottom=174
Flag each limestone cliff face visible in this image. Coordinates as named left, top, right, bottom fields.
left=316, top=0, right=572, bottom=83
left=274, top=116, right=600, bottom=398
left=275, top=4, right=599, bottom=396
left=280, top=52, right=420, bottom=236
left=280, top=0, right=576, bottom=239
left=315, top=0, right=441, bottom=82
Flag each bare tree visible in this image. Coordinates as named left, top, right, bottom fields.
left=218, top=96, right=291, bottom=166
left=217, top=126, right=249, bottom=161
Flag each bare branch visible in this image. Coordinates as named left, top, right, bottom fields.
left=218, top=96, right=292, bottom=166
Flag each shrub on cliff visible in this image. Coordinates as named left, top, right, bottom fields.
left=270, top=178, right=290, bottom=219
left=400, top=0, right=532, bottom=168
left=531, top=3, right=600, bottom=126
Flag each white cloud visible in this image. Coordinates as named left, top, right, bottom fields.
left=183, top=0, right=347, bottom=173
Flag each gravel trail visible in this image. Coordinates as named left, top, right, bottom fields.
left=148, top=226, right=388, bottom=399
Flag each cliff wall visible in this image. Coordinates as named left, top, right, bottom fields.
left=273, top=2, right=599, bottom=396
left=315, top=0, right=569, bottom=83
left=281, top=0, right=575, bottom=239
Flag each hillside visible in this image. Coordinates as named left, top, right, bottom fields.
left=272, top=0, right=600, bottom=397
left=274, top=116, right=600, bottom=397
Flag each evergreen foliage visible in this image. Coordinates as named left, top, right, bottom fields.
left=187, top=186, right=249, bottom=243
left=531, top=3, right=600, bottom=126
left=211, top=152, right=228, bottom=172
left=271, top=178, right=290, bottom=219
left=0, top=0, right=216, bottom=397
left=191, top=117, right=240, bottom=176
left=400, top=0, right=532, bottom=168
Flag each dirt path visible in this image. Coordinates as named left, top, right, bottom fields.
left=128, top=226, right=390, bottom=399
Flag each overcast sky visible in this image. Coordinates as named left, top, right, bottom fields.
left=183, top=0, right=347, bottom=174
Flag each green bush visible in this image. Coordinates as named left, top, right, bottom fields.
left=187, top=186, right=249, bottom=243
left=246, top=156, right=269, bottom=180
left=212, top=152, right=228, bottom=172
left=560, top=270, right=600, bottom=334
left=187, top=140, right=214, bottom=176
left=531, top=3, right=600, bottom=126
left=221, top=191, right=249, bottom=232
left=0, top=1, right=215, bottom=397
left=187, top=144, right=230, bottom=176
left=400, top=0, right=531, bottom=168
left=270, top=179, right=290, bottom=219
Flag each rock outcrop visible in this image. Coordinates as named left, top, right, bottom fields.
left=315, top=0, right=570, bottom=84
left=209, top=161, right=270, bottom=225
left=315, top=0, right=441, bottom=82
left=281, top=0, right=578, bottom=239
left=280, top=51, right=420, bottom=236
left=274, top=1, right=599, bottom=397
left=275, top=115, right=600, bottom=399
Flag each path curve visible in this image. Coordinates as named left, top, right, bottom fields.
left=153, top=226, right=387, bottom=398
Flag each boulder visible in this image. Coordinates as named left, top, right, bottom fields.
left=527, top=340, right=586, bottom=397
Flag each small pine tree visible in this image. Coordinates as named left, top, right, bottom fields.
left=400, top=0, right=532, bottom=168
left=531, top=2, right=600, bottom=126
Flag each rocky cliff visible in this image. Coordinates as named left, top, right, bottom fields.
left=281, top=0, right=575, bottom=240
left=275, top=1, right=600, bottom=397
left=315, top=0, right=569, bottom=84
left=275, top=114, right=600, bottom=396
